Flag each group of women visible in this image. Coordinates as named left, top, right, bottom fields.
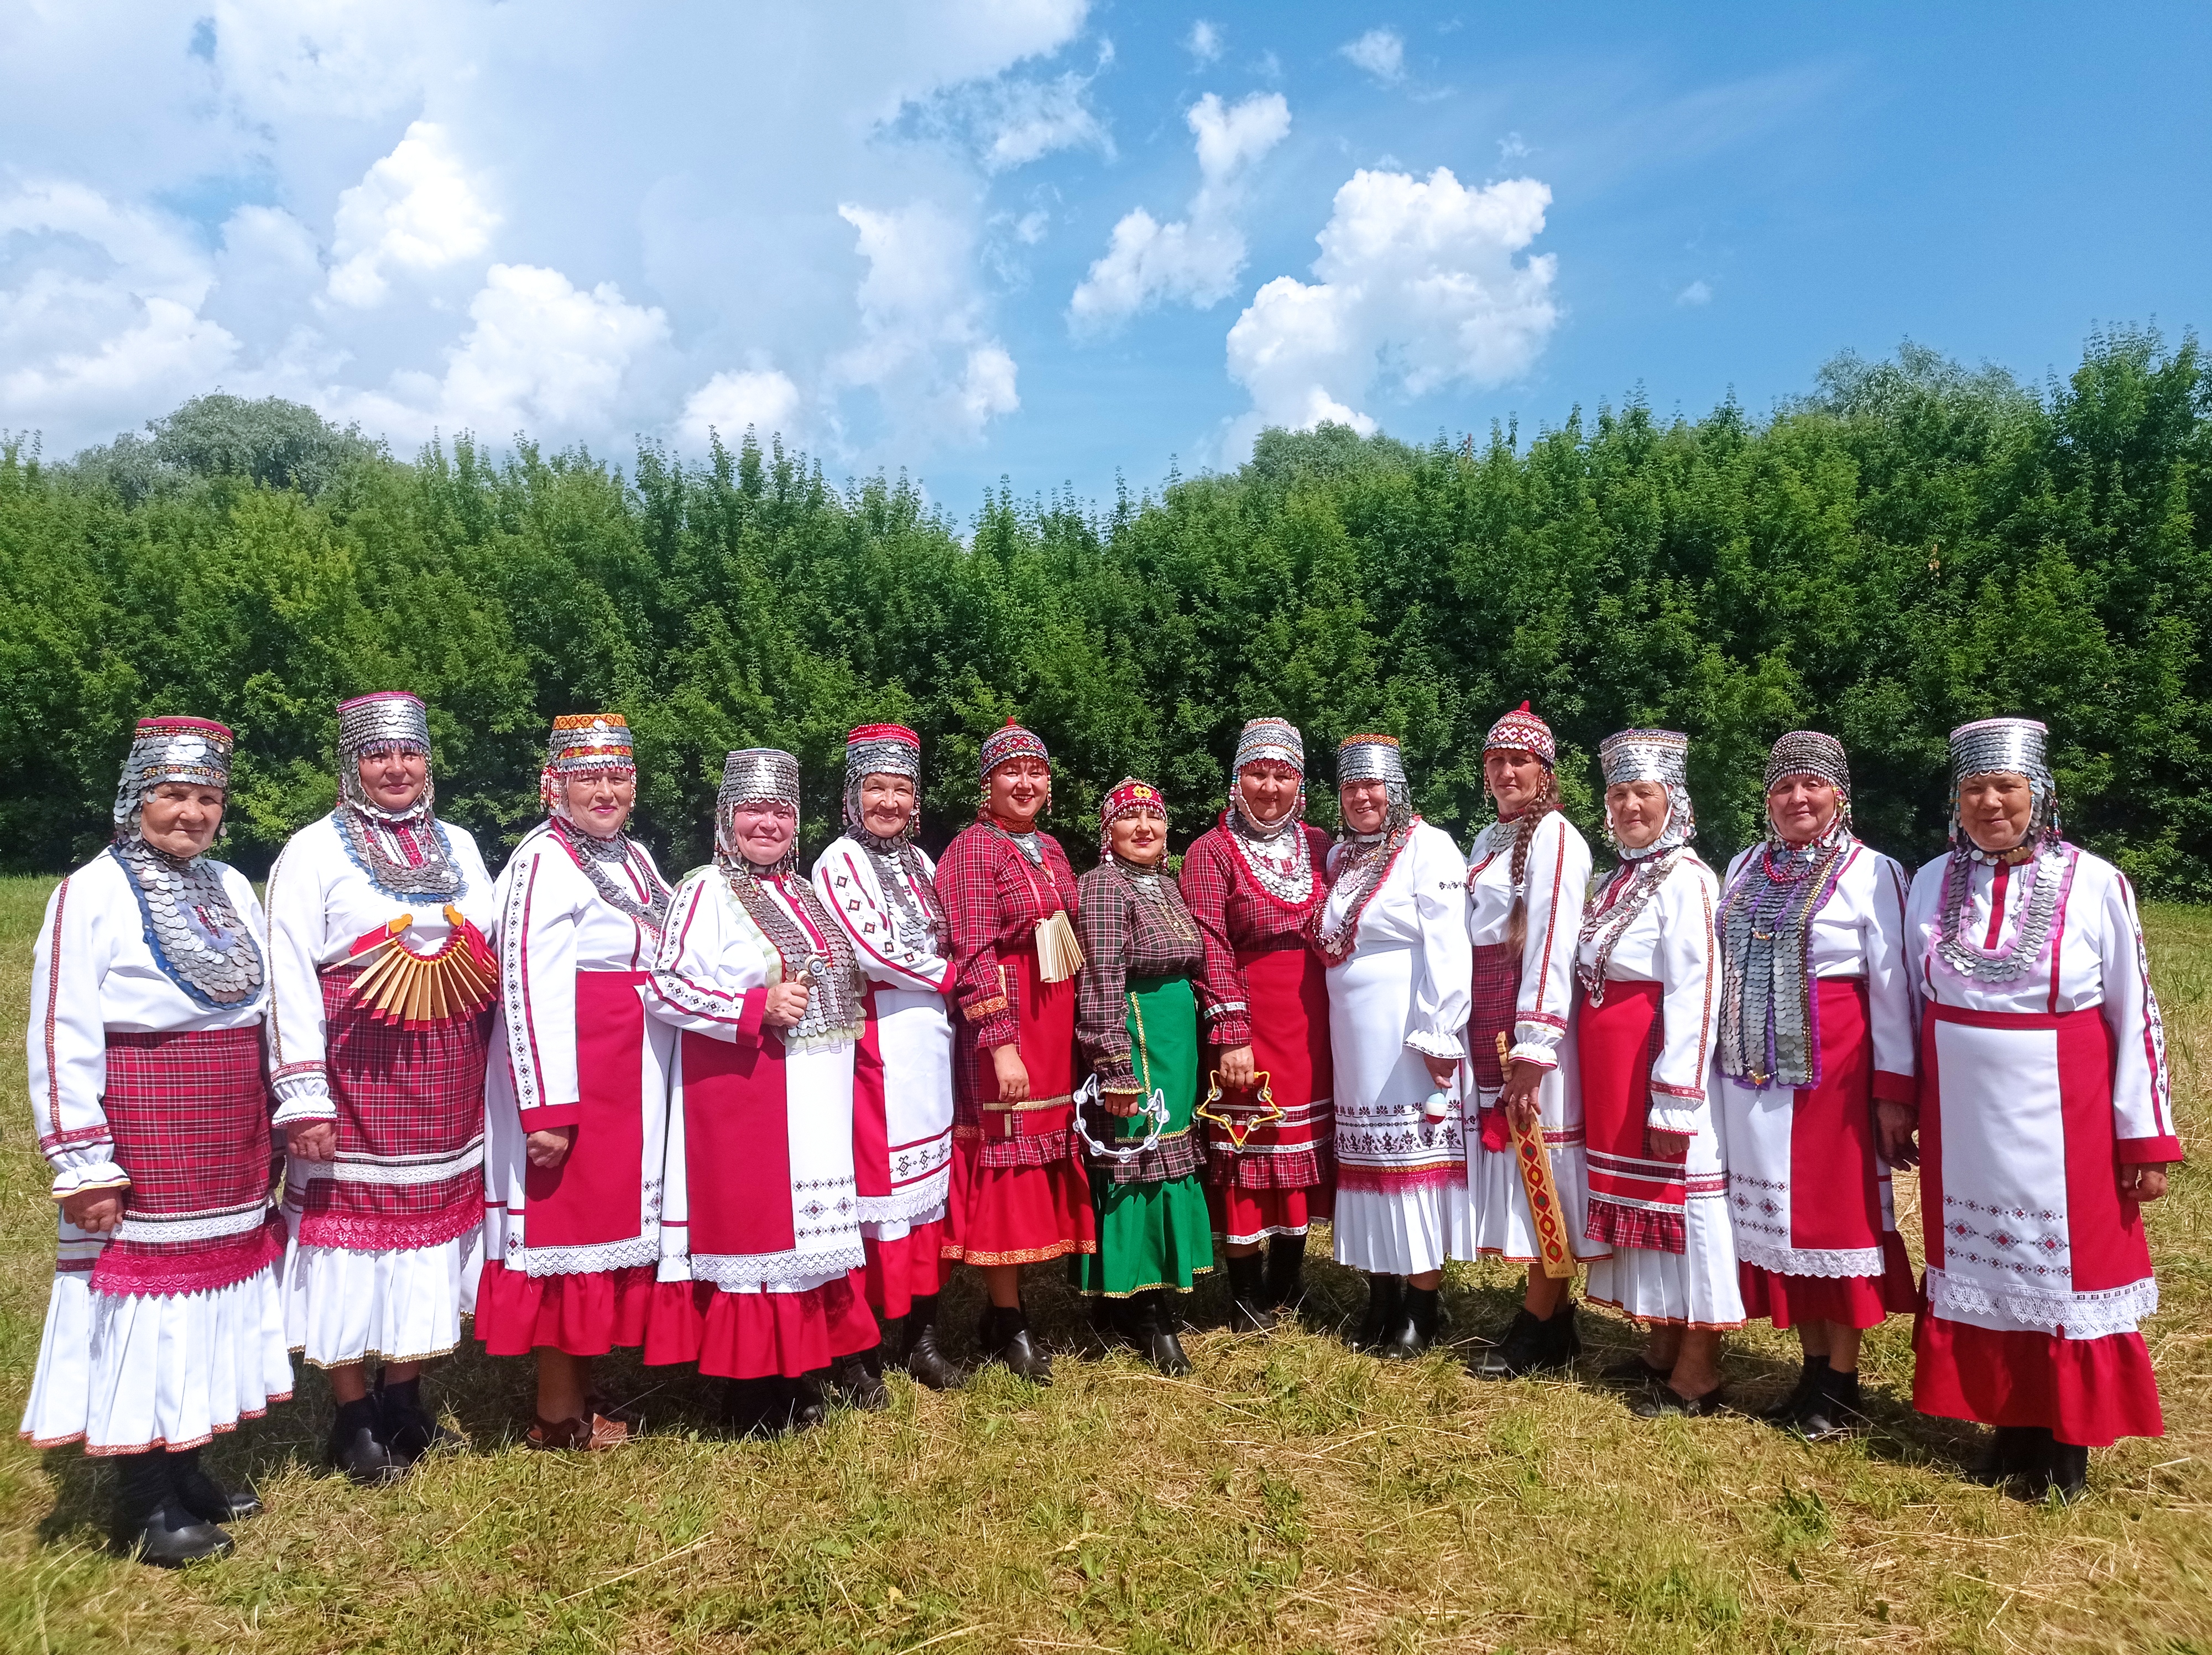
left=21, top=694, right=2182, bottom=1567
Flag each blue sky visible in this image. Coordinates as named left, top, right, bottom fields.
left=2, top=2, right=2206, bottom=513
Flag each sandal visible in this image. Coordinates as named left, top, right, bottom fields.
left=527, top=1411, right=632, bottom=1452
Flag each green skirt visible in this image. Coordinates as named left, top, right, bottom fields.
left=1070, top=974, right=1217, bottom=1298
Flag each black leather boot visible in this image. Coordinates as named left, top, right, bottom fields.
left=1762, top=1355, right=1830, bottom=1425
left=1265, top=1232, right=1307, bottom=1312
left=899, top=1295, right=967, bottom=1390
left=375, top=1376, right=448, bottom=1466
left=169, top=1446, right=262, bottom=1523
left=830, top=1345, right=890, bottom=1411
left=2037, top=1439, right=2090, bottom=1502
left=1378, top=1284, right=1441, bottom=1360
left=789, top=1373, right=828, bottom=1432
left=112, top=1450, right=233, bottom=1566
left=724, top=1376, right=791, bottom=1439
left=1225, top=1253, right=1277, bottom=1333
left=1353, top=1273, right=1404, bottom=1350
left=1473, top=1300, right=1578, bottom=1378
left=1131, top=1291, right=1193, bottom=1376
left=1795, top=1366, right=1863, bottom=1441
left=1966, top=1425, right=2046, bottom=1486
left=980, top=1303, right=1053, bottom=1384
left=328, top=1395, right=403, bottom=1485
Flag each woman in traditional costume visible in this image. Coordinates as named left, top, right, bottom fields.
left=1901, top=718, right=2180, bottom=1499
left=1461, top=704, right=1600, bottom=1378
left=1316, top=733, right=1472, bottom=1359
left=936, top=720, right=1095, bottom=1382
left=1714, top=732, right=1917, bottom=1438
left=1072, top=778, right=1217, bottom=1373
left=1576, top=729, right=1740, bottom=1415
left=811, top=723, right=966, bottom=1397
left=21, top=717, right=288, bottom=1565
left=264, top=693, right=497, bottom=1482
left=1180, top=718, right=1334, bottom=1329
left=479, top=714, right=680, bottom=1449
left=650, top=749, right=877, bottom=1436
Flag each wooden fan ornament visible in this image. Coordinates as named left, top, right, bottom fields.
left=346, top=907, right=499, bottom=1029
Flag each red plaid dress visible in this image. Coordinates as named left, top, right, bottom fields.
left=293, top=966, right=489, bottom=1251
left=95, top=1027, right=284, bottom=1297
left=935, top=820, right=1095, bottom=1265
left=1181, top=817, right=1335, bottom=1243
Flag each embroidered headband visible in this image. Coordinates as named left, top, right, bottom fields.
left=1483, top=701, right=1556, bottom=768
left=978, top=718, right=1050, bottom=782
left=113, top=716, right=235, bottom=835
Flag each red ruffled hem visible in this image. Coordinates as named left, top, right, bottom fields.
left=1740, top=1235, right=1917, bottom=1330
left=942, top=1136, right=1097, bottom=1266
left=1912, top=1311, right=2165, bottom=1446
left=473, top=1260, right=664, bottom=1357
left=1207, top=1182, right=1331, bottom=1244
left=688, top=1277, right=880, bottom=1379
left=858, top=1221, right=950, bottom=1321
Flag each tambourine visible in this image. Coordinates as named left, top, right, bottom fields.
left=1193, top=1069, right=1284, bottom=1152
left=1072, top=1072, right=1169, bottom=1162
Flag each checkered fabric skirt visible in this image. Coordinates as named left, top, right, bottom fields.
left=292, top=967, right=489, bottom=1251
left=96, top=1027, right=283, bottom=1297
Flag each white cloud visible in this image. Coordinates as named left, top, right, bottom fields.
left=1339, top=28, right=1405, bottom=84
left=680, top=367, right=803, bottom=448
left=327, top=121, right=501, bottom=307
left=0, top=181, right=241, bottom=429
left=1677, top=279, right=1713, bottom=306
left=1223, top=166, right=1559, bottom=453
left=834, top=201, right=1019, bottom=444
left=1186, top=20, right=1222, bottom=64
left=1068, top=90, right=1289, bottom=332
left=0, top=2, right=1093, bottom=467
left=329, top=263, right=670, bottom=443
left=1498, top=131, right=1530, bottom=161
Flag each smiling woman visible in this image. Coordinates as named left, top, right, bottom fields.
left=20, top=716, right=288, bottom=1567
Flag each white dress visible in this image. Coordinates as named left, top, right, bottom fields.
left=1459, top=811, right=1601, bottom=1264
left=20, top=852, right=294, bottom=1454
left=1901, top=844, right=2177, bottom=1443
left=811, top=837, right=956, bottom=1251
left=1323, top=821, right=1475, bottom=1276
left=1714, top=840, right=1916, bottom=1306
left=263, top=811, right=497, bottom=1366
left=1579, top=852, right=1744, bottom=1328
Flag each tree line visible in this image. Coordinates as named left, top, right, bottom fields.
left=2, top=327, right=2207, bottom=896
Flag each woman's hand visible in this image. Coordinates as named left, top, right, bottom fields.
left=1218, top=1044, right=1257, bottom=1089
left=287, top=1120, right=338, bottom=1162
left=1102, top=1087, right=1142, bottom=1118
left=993, top=1044, right=1030, bottom=1104
left=2120, top=1162, right=2171, bottom=1203
left=1499, top=1058, right=1547, bottom=1132
left=1646, top=1127, right=1691, bottom=1160
left=1876, top=1101, right=1918, bottom=1168
left=61, top=1188, right=124, bottom=1233
left=1421, top=1053, right=1459, bottom=1091
left=764, top=980, right=810, bottom=1028
left=528, top=1127, right=575, bottom=1170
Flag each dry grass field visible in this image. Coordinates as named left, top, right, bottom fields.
left=0, top=872, right=2205, bottom=1654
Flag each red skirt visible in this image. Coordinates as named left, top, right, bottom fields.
left=855, top=1220, right=950, bottom=1321
left=945, top=934, right=1095, bottom=1264
left=1912, top=1312, right=2164, bottom=1446
left=1207, top=1183, right=1329, bottom=1245
left=688, top=1276, right=879, bottom=1380
left=1577, top=981, right=1684, bottom=1254
left=1202, top=941, right=1334, bottom=1193
left=473, top=1260, right=663, bottom=1357
left=1739, top=1234, right=1917, bottom=1330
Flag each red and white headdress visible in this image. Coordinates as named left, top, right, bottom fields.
left=1484, top=701, right=1556, bottom=768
